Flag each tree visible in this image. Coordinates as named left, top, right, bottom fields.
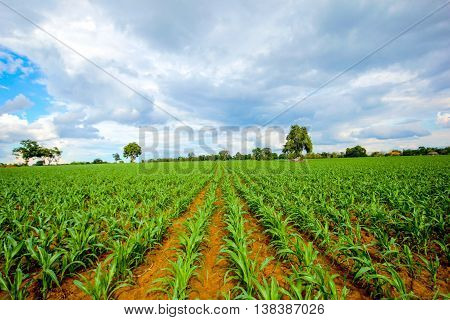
left=92, top=158, right=105, bottom=164
left=218, top=150, right=230, bottom=160
left=262, top=147, right=272, bottom=160
left=282, top=125, right=312, bottom=159
left=123, top=142, right=142, bottom=163
left=12, top=140, right=43, bottom=165
left=188, top=152, right=195, bottom=160
left=42, top=147, right=62, bottom=165
left=418, top=146, right=427, bottom=155
left=234, top=152, right=244, bottom=160
left=345, top=145, right=367, bottom=157
left=12, top=140, right=63, bottom=165
left=252, top=147, right=263, bottom=160
left=112, top=153, right=121, bottom=162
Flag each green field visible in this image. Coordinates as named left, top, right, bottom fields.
left=0, top=156, right=448, bottom=300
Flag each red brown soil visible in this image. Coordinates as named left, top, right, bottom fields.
left=115, top=185, right=209, bottom=300
left=46, top=252, right=111, bottom=300
left=188, top=188, right=234, bottom=299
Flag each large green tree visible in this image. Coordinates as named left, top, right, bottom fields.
left=218, top=150, right=230, bottom=160
left=123, top=142, right=142, bottom=163
left=345, top=145, right=367, bottom=157
left=282, top=125, right=312, bottom=159
left=234, top=152, right=244, bottom=160
left=252, top=147, right=263, bottom=160
left=262, top=147, right=272, bottom=160
left=12, top=140, right=62, bottom=165
left=13, top=139, right=44, bottom=165
left=12, top=140, right=42, bottom=165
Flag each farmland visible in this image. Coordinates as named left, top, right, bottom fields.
left=0, top=156, right=448, bottom=300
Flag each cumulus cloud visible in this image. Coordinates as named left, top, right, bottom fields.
left=0, top=94, right=34, bottom=114
left=0, top=113, right=57, bottom=142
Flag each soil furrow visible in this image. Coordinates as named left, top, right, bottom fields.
left=115, top=184, right=209, bottom=300
left=188, top=188, right=233, bottom=299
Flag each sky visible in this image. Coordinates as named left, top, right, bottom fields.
left=0, top=0, right=449, bottom=163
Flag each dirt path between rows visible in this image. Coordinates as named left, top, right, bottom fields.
left=115, top=184, right=210, bottom=300
left=188, top=188, right=234, bottom=299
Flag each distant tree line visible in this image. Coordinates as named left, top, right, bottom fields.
left=147, top=125, right=312, bottom=162
left=5, top=128, right=449, bottom=167
left=143, top=145, right=448, bottom=162
left=147, top=147, right=286, bottom=162
left=305, top=145, right=450, bottom=159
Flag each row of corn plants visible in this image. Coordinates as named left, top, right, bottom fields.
left=0, top=162, right=215, bottom=299
left=73, top=176, right=212, bottom=299
left=231, top=173, right=347, bottom=300
left=152, top=178, right=219, bottom=299
left=256, top=170, right=442, bottom=298
left=237, top=170, right=409, bottom=299
left=229, top=157, right=448, bottom=299
left=221, top=177, right=272, bottom=299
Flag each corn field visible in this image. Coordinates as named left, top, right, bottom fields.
left=0, top=156, right=448, bottom=300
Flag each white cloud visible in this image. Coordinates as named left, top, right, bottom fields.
left=0, top=113, right=57, bottom=142
left=436, top=111, right=450, bottom=128
left=0, top=51, right=33, bottom=76
left=350, top=69, right=416, bottom=88
left=0, top=94, right=34, bottom=114
left=0, top=113, right=28, bottom=141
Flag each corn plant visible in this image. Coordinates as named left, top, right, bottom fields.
left=254, top=277, right=284, bottom=300
left=420, top=255, right=440, bottom=289
left=234, top=173, right=344, bottom=300
left=221, top=180, right=269, bottom=299
left=74, top=260, right=129, bottom=300
left=0, top=266, right=30, bottom=300
left=401, top=245, right=416, bottom=283
left=381, top=267, right=415, bottom=299
left=25, top=238, right=62, bottom=299
left=153, top=184, right=217, bottom=299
